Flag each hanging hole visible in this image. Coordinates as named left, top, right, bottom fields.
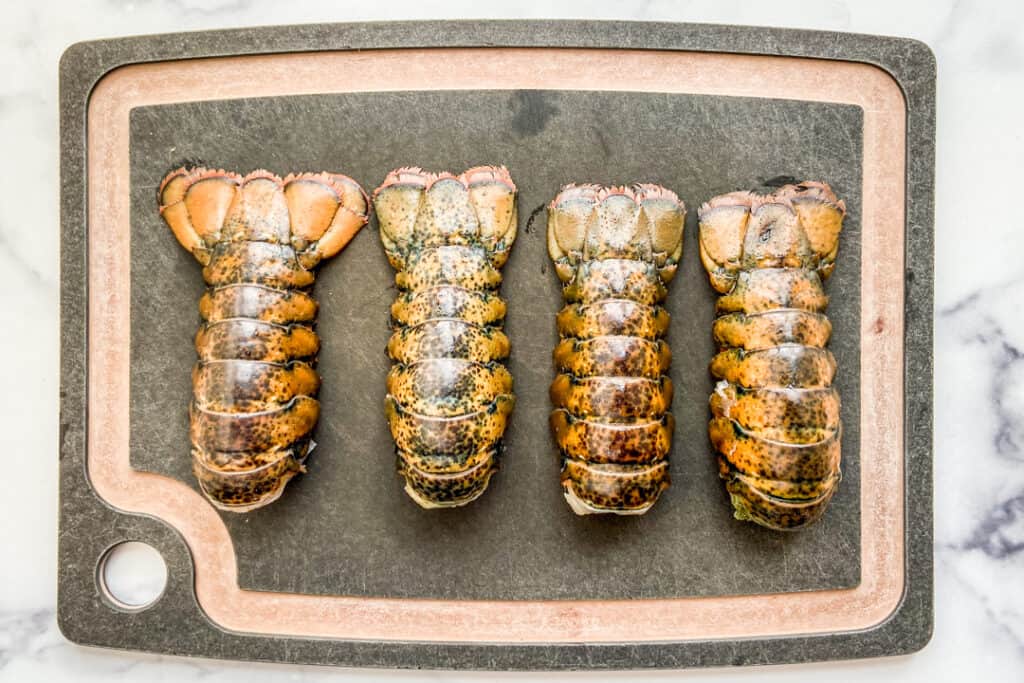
left=97, top=541, right=167, bottom=611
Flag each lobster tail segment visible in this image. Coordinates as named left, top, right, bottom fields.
left=158, top=166, right=368, bottom=512
left=547, top=182, right=686, bottom=515
left=698, top=182, right=846, bottom=530
left=375, top=166, right=518, bottom=509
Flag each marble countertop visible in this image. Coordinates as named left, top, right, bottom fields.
left=3, top=0, right=1022, bottom=680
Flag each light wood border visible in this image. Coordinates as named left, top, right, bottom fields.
left=86, top=47, right=906, bottom=643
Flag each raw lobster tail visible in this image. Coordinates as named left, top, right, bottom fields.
left=374, top=166, right=518, bottom=508
left=547, top=183, right=686, bottom=515
left=698, top=182, right=846, bottom=530
left=159, top=167, right=368, bottom=512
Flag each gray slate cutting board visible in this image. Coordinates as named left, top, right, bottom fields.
left=58, top=20, right=935, bottom=670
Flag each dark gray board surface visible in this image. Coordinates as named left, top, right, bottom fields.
left=129, top=90, right=863, bottom=601
left=59, top=20, right=935, bottom=670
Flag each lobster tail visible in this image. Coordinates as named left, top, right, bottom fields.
left=158, top=166, right=368, bottom=512
left=375, top=166, right=518, bottom=508
left=698, top=182, right=846, bottom=530
left=547, top=183, right=686, bottom=515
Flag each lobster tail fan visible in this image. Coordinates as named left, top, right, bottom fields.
left=461, top=165, right=516, bottom=190
left=697, top=195, right=753, bottom=294
left=374, top=172, right=428, bottom=270
left=311, top=199, right=369, bottom=265
left=464, top=166, right=518, bottom=264
left=159, top=167, right=239, bottom=264
left=739, top=201, right=812, bottom=270
left=547, top=184, right=599, bottom=282
left=418, top=176, right=479, bottom=247
left=587, top=190, right=649, bottom=262
left=283, top=173, right=370, bottom=267
left=636, top=185, right=686, bottom=282
left=158, top=167, right=192, bottom=206
left=778, top=182, right=847, bottom=279
left=223, top=172, right=288, bottom=244
left=326, top=173, right=370, bottom=218
left=158, top=168, right=204, bottom=258
left=284, top=175, right=348, bottom=245
left=186, top=173, right=239, bottom=246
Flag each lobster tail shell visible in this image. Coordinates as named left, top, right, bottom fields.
left=158, top=166, right=368, bottom=512
left=698, top=182, right=845, bottom=530
left=547, top=183, right=686, bottom=515
left=375, top=166, right=518, bottom=508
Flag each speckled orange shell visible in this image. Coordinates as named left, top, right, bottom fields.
left=547, top=183, right=686, bottom=515
left=158, top=167, right=368, bottom=512
left=374, top=166, right=518, bottom=509
left=698, top=182, right=846, bottom=530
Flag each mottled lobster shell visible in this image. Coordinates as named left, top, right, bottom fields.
left=547, top=183, right=686, bottom=515
left=159, top=167, right=368, bottom=512
left=374, top=166, right=518, bottom=508
left=698, top=182, right=846, bottom=530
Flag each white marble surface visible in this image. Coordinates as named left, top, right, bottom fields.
left=2, top=0, right=1022, bottom=679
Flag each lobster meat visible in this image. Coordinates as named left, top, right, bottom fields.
left=698, top=181, right=846, bottom=530
left=158, top=167, right=368, bottom=512
left=547, top=183, right=686, bottom=515
left=374, top=166, right=518, bottom=508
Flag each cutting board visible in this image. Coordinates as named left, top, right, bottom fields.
left=58, top=20, right=935, bottom=670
